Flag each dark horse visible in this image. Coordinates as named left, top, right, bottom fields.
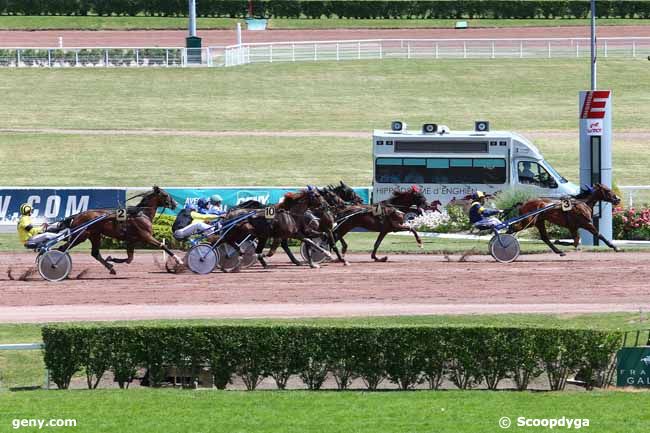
left=225, top=188, right=332, bottom=268
left=510, top=183, right=621, bottom=256
left=333, top=186, right=427, bottom=262
left=58, top=186, right=180, bottom=274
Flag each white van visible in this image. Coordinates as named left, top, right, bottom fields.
left=372, top=121, right=579, bottom=204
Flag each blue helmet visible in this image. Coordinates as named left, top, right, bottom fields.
left=197, top=198, right=209, bottom=209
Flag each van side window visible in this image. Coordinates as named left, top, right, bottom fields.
left=375, top=158, right=506, bottom=184
left=518, top=161, right=557, bottom=189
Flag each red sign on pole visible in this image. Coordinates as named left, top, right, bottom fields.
left=580, top=90, right=611, bottom=119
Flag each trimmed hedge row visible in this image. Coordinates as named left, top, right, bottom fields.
left=42, top=325, right=622, bottom=391
left=4, top=1, right=650, bottom=19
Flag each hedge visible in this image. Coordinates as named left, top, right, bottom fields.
left=42, top=325, right=622, bottom=391
left=4, top=1, right=650, bottom=19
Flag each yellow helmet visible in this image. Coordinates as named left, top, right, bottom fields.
left=19, top=203, right=32, bottom=215
left=472, top=191, right=485, bottom=201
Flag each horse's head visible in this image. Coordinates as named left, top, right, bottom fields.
left=318, top=187, right=346, bottom=209
left=335, top=181, right=363, bottom=205
left=391, top=185, right=428, bottom=212
left=593, top=183, right=621, bottom=206
left=150, top=185, right=177, bottom=210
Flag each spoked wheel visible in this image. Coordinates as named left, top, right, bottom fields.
left=186, top=244, right=219, bottom=275
left=239, top=239, right=258, bottom=269
left=300, top=237, right=331, bottom=264
left=490, top=234, right=521, bottom=263
left=217, top=243, right=241, bottom=272
left=37, top=250, right=72, bottom=282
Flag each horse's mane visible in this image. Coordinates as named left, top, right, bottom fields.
left=281, top=191, right=308, bottom=207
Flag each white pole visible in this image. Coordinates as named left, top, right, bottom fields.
left=548, top=41, right=551, bottom=58
left=58, top=37, right=63, bottom=48
left=336, top=43, right=339, bottom=61
left=590, top=0, right=597, bottom=89
left=292, top=43, right=296, bottom=61
left=491, top=41, right=495, bottom=59
left=236, top=22, right=242, bottom=46
left=188, top=0, right=197, bottom=37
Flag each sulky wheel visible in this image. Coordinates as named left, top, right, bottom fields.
left=217, top=243, right=241, bottom=272
left=186, top=243, right=219, bottom=275
left=239, top=239, right=258, bottom=269
left=490, top=234, right=521, bottom=263
left=37, top=250, right=72, bottom=282
left=300, top=237, right=331, bottom=264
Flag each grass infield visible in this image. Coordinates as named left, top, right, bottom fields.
left=0, top=389, right=649, bottom=433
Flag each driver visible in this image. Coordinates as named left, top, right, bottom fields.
left=17, top=203, right=63, bottom=248
left=172, top=201, right=222, bottom=240
left=468, top=191, right=502, bottom=230
left=518, top=161, right=536, bottom=184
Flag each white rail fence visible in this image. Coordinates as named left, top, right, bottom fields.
left=620, top=186, right=650, bottom=208
left=2, top=37, right=649, bottom=68
left=0, top=46, right=226, bottom=68
left=224, top=37, right=650, bottom=66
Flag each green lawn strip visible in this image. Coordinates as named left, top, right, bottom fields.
left=0, top=389, right=648, bottom=433
left=2, top=231, right=638, bottom=255
left=268, top=17, right=650, bottom=29
left=0, top=16, right=647, bottom=30
left=0, top=60, right=648, bottom=132
left=0, top=15, right=241, bottom=30
left=0, top=131, right=648, bottom=186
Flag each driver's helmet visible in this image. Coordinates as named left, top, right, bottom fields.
left=209, top=194, right=223, bottom=205
left=471, top=191, right=485, bottom=201
left=19, top=203, right=32, bottom=216
left=197, top=198, right=209, bottom=210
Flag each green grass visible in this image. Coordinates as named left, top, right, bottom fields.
left=0, top=130, right=647, bottom=186
left=0, top=15, right=647, bottom=30
left=1, top=389, right=649, bottom=433
left=1, top=60, right=649, bottom=188
left=270, top=17, right=650, bottom=29
left=1, top=60, right=649, bottom=132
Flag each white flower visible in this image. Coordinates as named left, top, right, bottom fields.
left=408, top=210, right=450, bottom=230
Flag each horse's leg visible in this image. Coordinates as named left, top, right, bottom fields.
left=371, top=231, right=389, bottom=262
left=327, top=230, right=348, bottom=265
left=255, top=237, right=269, bottom=268
left=89, top=233, right=116, bottom=275
left=582, top=223, right=620, bottom=251
left=137, top=232, right=182, bottom=264
left=398, top=225, right=423, bottom=249
left=339, top=236, right=349, bottom=256
left=106, top=243, right=135, bottom=264
left=536, top=221, right=565, bottom=256
left=281, top=239, right=302, bottom=266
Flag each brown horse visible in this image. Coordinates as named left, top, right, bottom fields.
left=510, top=183, right=621, bottom=256
left=332, top=187, right=427, bottom=262
left=224, top=188, right=332, bottom=268
left=58, top=186, right=180, bottom=274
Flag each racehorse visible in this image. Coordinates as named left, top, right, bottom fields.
left=58, top=186, right=181, bottom=274
left=225, top=188, right=332, bottom=268
left=332, top=186, right=427, bottom=262
left=509, top=183, right=621, bottom=256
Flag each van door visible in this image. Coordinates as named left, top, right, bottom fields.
left=514, top=159, right=559, bottom=196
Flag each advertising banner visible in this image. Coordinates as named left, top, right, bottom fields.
left=163, top=187, right=370, bottom=214
left=0, top=188, right=126, bottom=226
left=617, top=347, right=650, bottom=387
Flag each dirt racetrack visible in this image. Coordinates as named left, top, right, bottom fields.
left=0, top=251, right=649, bottom=322
left=2, top=25, right=650, bottom=47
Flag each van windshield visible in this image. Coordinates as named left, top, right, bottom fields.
left=542, top=161, right=567, bottom=184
